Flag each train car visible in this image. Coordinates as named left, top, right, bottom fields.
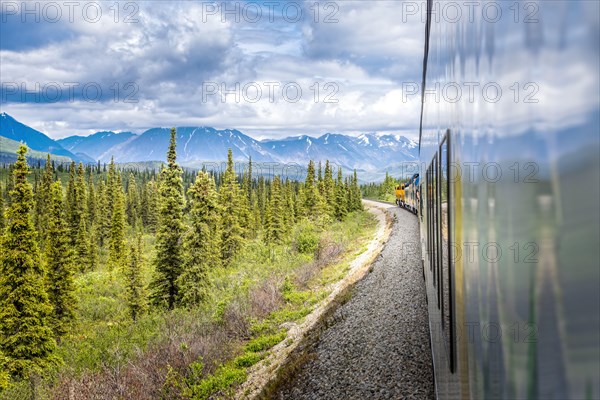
left=418, top=1, right=599, bottom=399
left=395, top=175, right=419, bottom=215
left=404, top=173, right=420, bottom=215
left=395, top=184, right=406, bottom=207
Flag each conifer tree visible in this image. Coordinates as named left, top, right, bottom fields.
left=139, top=176, right=149, bottom=226
left=69, top=163, right=89, bottom=269
left=150, top=128, right=185, bottom=309
left=301, top=160, right=324, bottom=219
left=45, top=181, right=77, bottom=339
left=96, top=180, right=109, bottom=247
left=284, top=179, right=296, bottom=230
left=350, top=169, right=363, bottom=211
left=34, top=154, right=53, bottom=246
left=66, top=161, right=77, bottom=235
left=334, top=167, right=348, bottom=221
left=4, top=164, right=15, bottom=206
left=126, top=172, right=139, bottom=228
left=219, top=149, right=245, bottom=264
left=0, top=146, right=57, bottom=377
left=144, top=180, right=159, bottom=232
left=257, top=176, right=267, bottom=227
left=126, top=233, right=147, bottom=321
left=108, top=173, right=126, bottom=271
left=87, top=171, right=96, bottom=227
left=178, top=171, right=220, bottom=307
left=0, top=350, right=9, bottom=390
left=239, top=158, right=253, bottom=233
left=323, top=160, right=335, bottom=216
left=265, top=175, right=285, bottom=244
left=88, top=226, right=99, bottom=270
left=0, top=183, right=4, bottom=231
left=75, top=217, right=90, bottom=272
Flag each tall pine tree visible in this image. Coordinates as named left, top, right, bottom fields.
left=265, top=175, right=285, bottom=244
left=150, top=128, right=185, bottom=309
left=0, top=183, right=4, bottom=232
left=0, top=146, right=57, bottom=377
left=219, top=149, right=245, bottom=264
left=108, top=173, right=126, bottom=271
left=125, top=233, right=147, bottom=321
left=45, top=181, right=77, bottom=339
left=301, top=160, right=324, bottom=220
left=334, top=167, right=348, bottom=221
left=34, top=154, right=54, bottom=247
left=177, top=171, right=220, bottom=307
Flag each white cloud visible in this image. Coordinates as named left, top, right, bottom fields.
left=0, top=0, right=425, bottom=139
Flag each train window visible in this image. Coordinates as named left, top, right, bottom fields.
left=427, top=164, right=432, bottom=273
left=434, top=153, right=440, bottom=309
left=440, top=130, right=454, bottom=372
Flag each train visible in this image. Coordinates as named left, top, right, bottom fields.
left=415, top=1, right=599, bottom=399
left=395, top=173, right=420, bottom=215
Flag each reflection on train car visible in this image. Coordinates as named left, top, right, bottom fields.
left=395, top=173, right=419, bottom=215
left=418, top=1, right=599, bottom=399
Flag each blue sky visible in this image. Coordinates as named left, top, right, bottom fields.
left=0, top=1, right=425, bottom=139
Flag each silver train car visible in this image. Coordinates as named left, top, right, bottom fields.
left=418, top=1, right=599, bottom=399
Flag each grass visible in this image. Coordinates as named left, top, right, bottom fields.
left=0, top=210, right=378, bottom=399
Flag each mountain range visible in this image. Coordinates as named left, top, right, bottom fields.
left=0, top=112, right=418, bottom=181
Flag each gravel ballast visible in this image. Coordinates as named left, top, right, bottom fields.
left=274, top=204, right=434, bottom=400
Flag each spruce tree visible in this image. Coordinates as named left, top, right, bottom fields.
left=239, top=158, right=253, bottom=234
left=125, top=233, right=147, bottom=321
left=257, top=176, right=267, bottom=227
left=323, top=160, right=335, bottom=217
left=139, top=176, right=149, bottom=226
left=265, top=175, right=285, bottom=244
left=4, top=164, right=15, bottom=206
left=301, top=160, right=324, bottom=219
left=69, top=163, right=89, bottom=268
left=219, top=149, right=245, bottom=264
left=34, top=154, right=53, bottom=246
left=75, top=217, right=90, bottom=272
left=108, top=173, right=126, bottom=271
left=145, top=180, right=159, bottom=232
left=0, top=350, right=8, bottom=390
left=96, top=180, right=109, bottom=247
left=88, top=226, right=99, bottom=270
left=66, top=161, right=77, bottom=236
left=350, top=169, right=363, bottom=211
left=284, top=179, right=296, bottom=230
left=45, top=181, right=77, bottom=339
left=87, top=171, right=96, bottom=227
left=177, top=171, right=220, bottom=307
left=334, top=167, right=348, bottom=221
left=0, top=183, right=4, bottom=231
left=0, top=146, right=57, bottom=377
left=150, top=128, right=185, bottom=309
left=126, top=172, right=139, bottom=228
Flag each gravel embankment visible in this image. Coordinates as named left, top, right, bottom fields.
left=274, top=204, right=434, bottom=400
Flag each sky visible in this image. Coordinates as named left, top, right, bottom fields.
left=0, top=1, right=426, bottom=139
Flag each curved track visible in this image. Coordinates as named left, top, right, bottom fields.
left=274, top=204, right=434, bottom=399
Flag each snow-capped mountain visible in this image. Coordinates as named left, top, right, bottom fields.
left=58, top=131, right=136, bottom=161
left=103, top=127, right=277, bottom=164
left=0, top=113, right=419, bottom=181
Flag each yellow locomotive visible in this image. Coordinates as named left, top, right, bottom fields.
left=395, top=174, right=419, bottom=215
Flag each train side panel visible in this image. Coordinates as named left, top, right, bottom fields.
left=419, top=1, right=600, bottom=399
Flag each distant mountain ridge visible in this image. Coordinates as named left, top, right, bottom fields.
left=0, top=112, right=84, bottom=162
left=0, top=113, right=418, bottom=181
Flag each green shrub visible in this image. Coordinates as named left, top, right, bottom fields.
left=294, top=223, right=320, bottom=255
left=188, top=364, right=246, bottom=400
left=244, top=331, right=287, bottom=353
left=233, top=352, right=265, bottom=368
